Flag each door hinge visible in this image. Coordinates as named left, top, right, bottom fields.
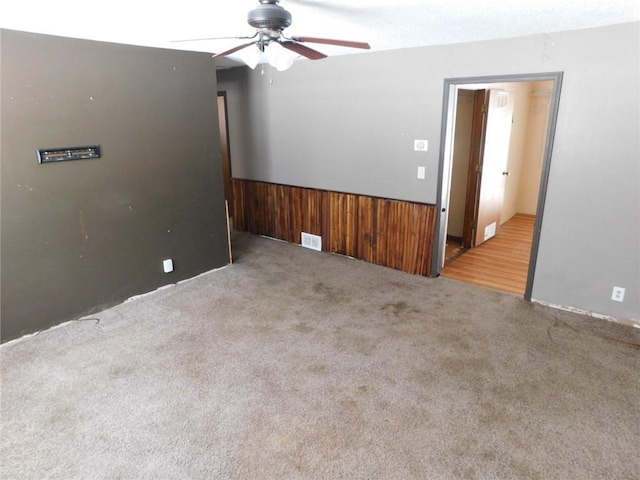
left=481, top=103, right=488, bottom=114
left=475, top=164, right=483, bottom=173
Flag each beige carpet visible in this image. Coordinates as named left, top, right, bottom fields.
left=1, top=231, right=638, bottom=479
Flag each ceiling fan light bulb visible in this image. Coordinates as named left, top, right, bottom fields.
left=265, top=42, right=294, bottom=71
left=276, top=53, right=294, bottom=71
left=236, top=44, right=263, bottom=69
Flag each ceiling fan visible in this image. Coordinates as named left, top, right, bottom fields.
left=173, top=0, right=370, bottom=70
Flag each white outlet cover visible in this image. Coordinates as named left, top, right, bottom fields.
left=611, top=286, right=625, bottom=302
left=414, top=139, right=428, bottom=151
left=417, top=166, right=426, bottom=179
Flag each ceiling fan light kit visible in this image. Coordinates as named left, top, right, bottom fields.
left=236, top=41, right=295, bottom=71
left=174, top=0, right=370, bottom=71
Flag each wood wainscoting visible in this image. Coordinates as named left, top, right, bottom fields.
left=232, top=179, right=438, bottom=276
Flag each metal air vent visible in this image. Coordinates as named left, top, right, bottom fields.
left=37, top=146, right=101, bottom=164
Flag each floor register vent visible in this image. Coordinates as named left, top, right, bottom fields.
left=301, top=232, right=322, bottom=251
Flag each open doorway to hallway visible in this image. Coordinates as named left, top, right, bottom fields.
left=433, top=74, right=563, bottom=298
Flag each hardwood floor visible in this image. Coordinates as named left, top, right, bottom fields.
left=441, top=214, right=535, bottom=295
left=444, top=236, right=464, bottom=261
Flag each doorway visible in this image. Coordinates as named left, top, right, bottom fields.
left=432, top=73, right=563, bottom=300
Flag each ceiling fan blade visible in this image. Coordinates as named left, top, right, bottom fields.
left=280, top=41, right=327, bottom=60
left=172, top=33, right=257, bottom=43
left=285, top=0, right=363, bottom=13
left=291, top=36, right=370, bottom=50
left=213, top=41, right=258, bottom=58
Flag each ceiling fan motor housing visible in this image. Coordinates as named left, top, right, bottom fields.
left=248, top=1, right=292, bottom=31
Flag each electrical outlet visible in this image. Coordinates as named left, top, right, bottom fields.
left=611, top=286, right=625, bottom=302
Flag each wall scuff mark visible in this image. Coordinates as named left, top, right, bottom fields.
left=79, top=209, right=89, bottom=241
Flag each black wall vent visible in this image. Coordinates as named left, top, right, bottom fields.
left=37, top=146, right=101, bottom=164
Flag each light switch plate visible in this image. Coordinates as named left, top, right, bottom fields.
left=417, top=166, right=426, bottom=179
left=163, top=259, right=174, bottom=273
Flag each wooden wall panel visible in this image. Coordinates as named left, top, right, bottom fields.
left=232, top=179, right=246, bottom=231
left=272, top=183, right=292, bottom=242
left=232, top=179, right=438, bottom=277
left=323, top=192, right=358, bottom=257
left=356, top=196, right=376, bottom=263
left=375, top=199, right=392, bottom=268
left=299, top=187, right=323, bottom=239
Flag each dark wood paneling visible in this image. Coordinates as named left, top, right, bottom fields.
left=356, top=196, right=376, bottom=263
left=297, top=187, right=323, bottom=241
left=323, top=191, right=358, bottom=257
left=232, top=179, right=438, bottom=276
left=232, top=179, right=246, bottom=231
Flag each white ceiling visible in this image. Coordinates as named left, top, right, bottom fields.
left=1, top=0, right=638, bottom=69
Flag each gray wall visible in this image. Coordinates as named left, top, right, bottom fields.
left=1, top=29, right=229, bottom=342
left=218, top=22, right=639, bottom=323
